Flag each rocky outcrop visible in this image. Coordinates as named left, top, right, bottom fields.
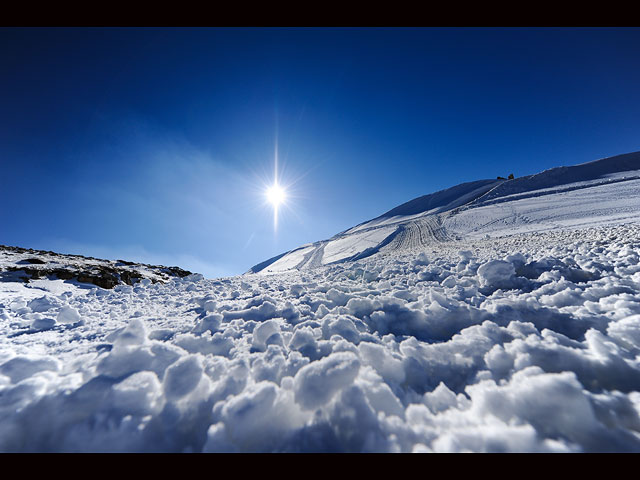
left=1, top=245, right=193, bottom=289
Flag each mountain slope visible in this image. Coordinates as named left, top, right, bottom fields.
left=251, top=151, right=640, bottom=273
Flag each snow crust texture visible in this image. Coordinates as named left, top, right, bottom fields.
left=3, top=223, right=640, bottom=452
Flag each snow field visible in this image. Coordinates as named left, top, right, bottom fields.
left=2, top=223, right=640, bottom=452
left=445, top=176, right=640, bottom=239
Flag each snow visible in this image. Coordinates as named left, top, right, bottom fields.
left=264, top=245, right=315, bottom=272
left=477, top=260, right=516, bottom=288
left=293, top=351, right=361, bottom=410
left=446, top=176, right=640, bottom=239
left=2, top=151, right=640, bottom=452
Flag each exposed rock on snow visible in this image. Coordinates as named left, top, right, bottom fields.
left=0, top=245, right=192, bottom=289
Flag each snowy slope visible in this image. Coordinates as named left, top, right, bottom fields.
left=2, top=151, right=640, bottom=452
left=252, top=151, right=640, bottom=274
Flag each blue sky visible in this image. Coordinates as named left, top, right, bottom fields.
left=2, top=27, right=640, bottom=277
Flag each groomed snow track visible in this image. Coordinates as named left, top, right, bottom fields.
left=382, top=215, right=452, bottom=253
left=261, top=216, right=453, bottom=273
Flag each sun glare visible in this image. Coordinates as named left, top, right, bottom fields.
left=266, top=183, right=286, bottom=207
left=266, top=181, right=287, bottom=231
left=264, top=134, right=297, bottom=232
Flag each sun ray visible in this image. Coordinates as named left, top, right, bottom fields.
left=266, top=136, right=288, bottom=231
left=267, top=182, right=287, bottom=230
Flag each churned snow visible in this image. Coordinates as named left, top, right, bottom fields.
left=2, top=222, right=640, bottom=452
left=2, top=151, right=640, bottom=452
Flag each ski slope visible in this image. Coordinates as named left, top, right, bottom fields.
left=2, top=151, right=640, bottom=452
left=252, top=151, right=640, bottom=274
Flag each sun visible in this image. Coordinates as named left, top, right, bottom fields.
left=263, top=135, right=295, bottom=231
left=266, top=183, right=286, bottom=207
left=266, top=181, right=288, bottom=230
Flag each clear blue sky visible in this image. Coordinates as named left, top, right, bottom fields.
left=2, top=27, right=640, bottom=277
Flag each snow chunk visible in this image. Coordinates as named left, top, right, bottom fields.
left=326, top=288, right=352, bottom=306
left=192, top=314, right=222, bottom=335
left=458, top=250, right=474, bottom=261
left=0, top=355, right=60, bottom=383
left=111, top=371, right=164, bottom=416
left=477, top=260, right=516, bottom=289
left=28, top=296, right=59, bottom=313
left=206, top=381, right=307, bottom=452
left=223, top=300, right=278, bottom=322
left=466, top=368, right=600, bottom=448
left=357, top=367, right=404, bottom=417
left=322, top=315, right=360, bottom=344
left=288, top=326, right=320, bottom=359
left=293, top=351, right=361, bottom=410
left=411, top=252, right=430, bottom=267
left=110, top=318, right=148, bottom=347
left=423, top=382, right=460, bottom=414
left=163, top=355, right=204, bottom=400
left=57, top=306, right=83, bottom=324
left=174, top=332, right=234, bottom=357
left=358, top=341, right=405, bottom=385
left=607, top=314, right=640, bottom=349
left=346, top=297, right=379, bottom=318
left=31, top=317, right=56, bottom=331
left=96, top=345, right=155, bottom=379
left=252, top=319, right=283, bottom=352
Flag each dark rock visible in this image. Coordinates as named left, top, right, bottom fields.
left=55, top=270, right=75, bottom=280
left=76, top=273, right=118, bottom=289
left=94, top=275, right=118, bottom=289
left=25, top=258, right=46, bottom=265
left=120, top=270, right=143, bottom=285
left=164, top=266, right=192, bottom=278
